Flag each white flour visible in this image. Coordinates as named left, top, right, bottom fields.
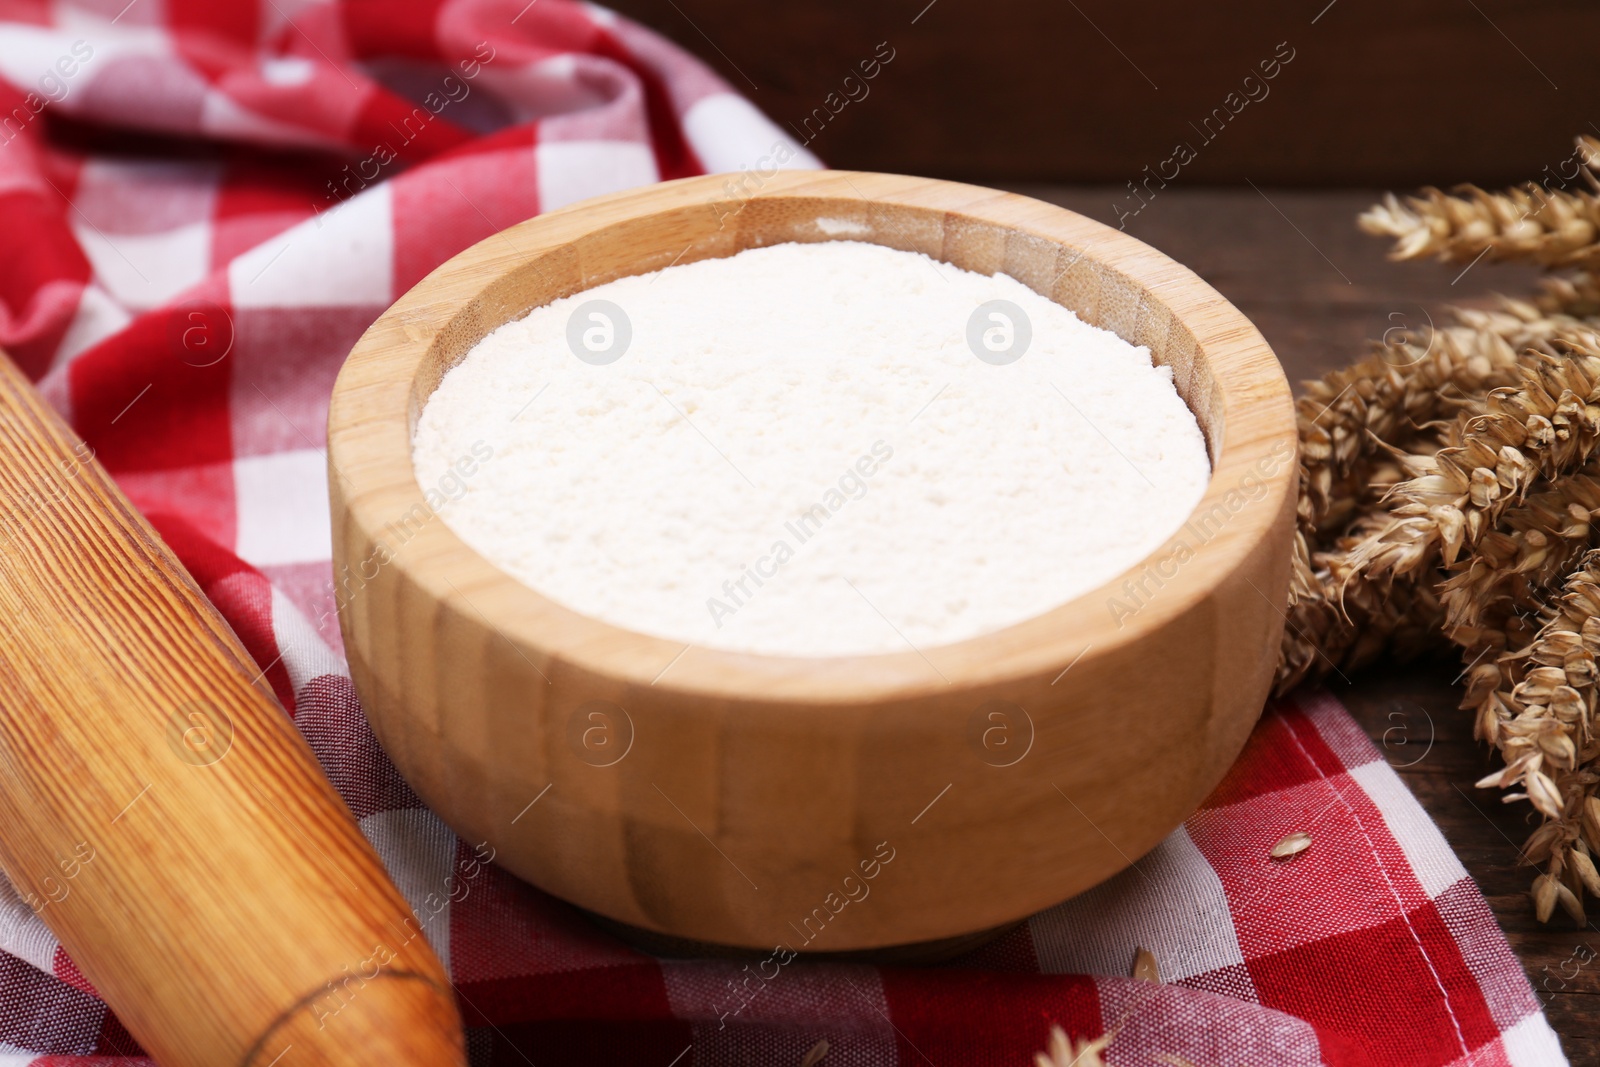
left=413, top=240, right=1210, bottom=657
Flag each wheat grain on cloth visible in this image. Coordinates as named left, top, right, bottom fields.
left=0, top=0, right=1567, bottom=1063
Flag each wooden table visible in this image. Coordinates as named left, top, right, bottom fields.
left=605, top=0, right=1600, bottom=189
left=1015, top=186, right=1594, bottom=1062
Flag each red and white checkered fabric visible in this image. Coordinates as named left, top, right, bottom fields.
left=0, top=1, right=1568, bottom=1063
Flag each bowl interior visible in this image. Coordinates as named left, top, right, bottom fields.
left=406, top=194, right=1225, bottom=464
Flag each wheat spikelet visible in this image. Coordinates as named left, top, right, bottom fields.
left=1277, top=138, right=1600, bottom=922
left=1278, top=529, right=1446, bottom=693
left=1276, top=322, right=1565, bottom=693
left=1285, top=344, right=1600, bottom=694
left=1034, top=1026, right=1113, bottom=1067
left=1294, top=318, right=1542, bottom=533
left=1339, top=347, right=1600, bottom=583
left=1437, top=471, right=1600, bottom=655
left=1360, top=138, right=1600, bottom=268
left=1360, top=186, right=1600, bottom=268
left=1535, top=271, right=1600, bottom=317
left=1453, top=299, right=1600, bottom=355
left=1455, top=549, right=1600, bottom=921
left=1359, top=136, right=1600, bottom=267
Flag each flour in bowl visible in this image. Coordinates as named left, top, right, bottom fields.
left=412, top=240, right=1210, bottom=657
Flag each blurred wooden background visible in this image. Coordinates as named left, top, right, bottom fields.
left=607, top=0, right=1598, bottom=187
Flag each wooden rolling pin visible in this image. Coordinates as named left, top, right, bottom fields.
left=0, top=351, right=465, bottom=1066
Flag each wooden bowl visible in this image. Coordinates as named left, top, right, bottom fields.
left=328, top=171, right=1297, bottom=953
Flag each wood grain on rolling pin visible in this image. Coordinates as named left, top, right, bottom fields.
left=0, top=351, right=464, bottom=1065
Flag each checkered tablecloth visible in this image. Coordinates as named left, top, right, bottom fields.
left=0, top=1, right=1569, bottom=1063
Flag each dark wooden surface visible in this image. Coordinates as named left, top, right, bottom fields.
left=1019, top=184, right=1595, bottom=1061
left=608, top=1, right=1600, bottom=187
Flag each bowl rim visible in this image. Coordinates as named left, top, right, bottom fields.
left=328, top=170, right=1297, bottom=705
